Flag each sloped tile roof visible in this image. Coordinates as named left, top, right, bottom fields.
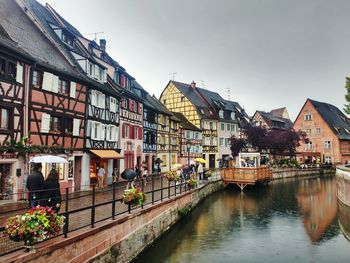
left=257, top=111, right=293, bottom=129
left=171, top=112, right=201, bottom=131
left=309, top=99, right=350, bottom=140
left=0, top=0, right=83, bottom=79
left=170, top=80, right=217, bottom=119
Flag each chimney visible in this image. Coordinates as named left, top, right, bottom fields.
left=191, top=81, right=196, bottom=89
left=100, top=39, right=106, bottom=52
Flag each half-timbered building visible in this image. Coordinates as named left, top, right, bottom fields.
left=131, top=81, right=159, bottom=173
left=22, top=1, right=124, bottom=188
left=0, top=24, right=34, bottom=200
left=171, top=112, right=203, bottom=165
left=0, top=0, right=92, bottom=192
left=160, top=80, right=219, bottom=168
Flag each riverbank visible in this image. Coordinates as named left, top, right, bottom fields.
left=272, top=167, right=335, bottom=180
left=336, top=165, right=350, bottom=207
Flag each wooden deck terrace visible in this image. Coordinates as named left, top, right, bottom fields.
left=221, top=167, right=273, bottom=191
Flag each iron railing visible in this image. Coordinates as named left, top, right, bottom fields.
left=0, top=172, right=220, bottom=256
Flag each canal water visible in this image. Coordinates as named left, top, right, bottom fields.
left=133, top=175, right=350, bottom=263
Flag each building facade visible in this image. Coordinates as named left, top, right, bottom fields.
left=293, top=99, right=350, bottom=165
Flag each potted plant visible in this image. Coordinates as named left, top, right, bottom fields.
left=186, top=178, right=198, bottom=189
left=5, top=206, right=65, bottom=252
left=165, top=171, right=180, bottom=182
left=123, top=187, right=146, bottom=206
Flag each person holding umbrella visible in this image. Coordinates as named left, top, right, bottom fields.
left=27, top=163, right=44, bottom=207
left=42, top=169, right=61, bottom=213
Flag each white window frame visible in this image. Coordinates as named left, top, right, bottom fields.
left=324, top=140, right=332, bottom=150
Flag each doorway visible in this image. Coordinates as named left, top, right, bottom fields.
left=209, top=154, right=216, bottom=169
left=0, top=164, right=11, bottom=200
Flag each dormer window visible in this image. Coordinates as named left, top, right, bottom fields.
left=231, top=112, right=235, bottom=120
left=62, top=33, right=73, bottom=46
left=219, top=110, right=224, bottom=118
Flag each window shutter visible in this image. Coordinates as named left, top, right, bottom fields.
left=41, top=113, right=50, bottom=133
left=110, top=97, right=116, bottom=112
left=129, top=100, right=133, bottom=112
left=101, top=94, right=105, bottom=109
left=91, top=90, right=97, bottom=106
left=52, top=75, right=59, bottom=93
left=94, top=65, right=99, bottom=79
left=42, top=72, right=53, bottom=91
left=139, top=126, right=142, bottom=140
left=70, top=81, right=76, bottom=98
left=16, top=62, right=23, bottom=84
left=130, top=125, right=134, bottom=139
left=100, top=124, right=105, bottom=140
left=73, top=118, right=80, bottom=136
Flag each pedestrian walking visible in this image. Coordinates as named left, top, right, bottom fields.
left=142, top=169, right=148, bottom=186
left=26, top=163, right=44, bottom=207
left=97, top=165, right=105, bottom=188
left=197, top=162, right=204, bottom=181
left=42, top=169, right=61, bottom=213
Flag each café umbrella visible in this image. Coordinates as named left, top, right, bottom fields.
left=29, top=155, right=68, bottom=164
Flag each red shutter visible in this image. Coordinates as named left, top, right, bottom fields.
left=122, top=124, right=125, bottom=138
left=138, top=103, right=142, bottom=114
left=139, top=126, right=142, bottom=140
left=129, top=100, right=133, bottom=112
left=130, top=125, right=134, bottom=139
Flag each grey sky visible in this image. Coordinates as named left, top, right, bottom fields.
left=37, top=0, right=350, bottom=120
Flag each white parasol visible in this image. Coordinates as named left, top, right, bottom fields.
left=29, top=155, right=68, bottom=164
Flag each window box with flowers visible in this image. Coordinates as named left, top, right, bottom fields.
left=165, top=171, right=180, bottom=182
left=186, top=178, right=198, bottom=190
left=123, top=187, right=146, bottom=207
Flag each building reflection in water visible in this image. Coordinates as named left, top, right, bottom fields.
left=297, top=178, right=337, bottom=243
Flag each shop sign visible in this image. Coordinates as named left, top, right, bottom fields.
left=0, top=153, right=17, bottom=159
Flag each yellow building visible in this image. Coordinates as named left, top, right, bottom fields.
left=160, top=80, right=219, bottom=168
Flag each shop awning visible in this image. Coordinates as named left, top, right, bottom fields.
left=90, top=150, right=124, bottom=159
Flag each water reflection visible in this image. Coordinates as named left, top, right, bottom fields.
left=134, top=176, right=350, bottom=263
left=296, top=178, right=337, bottom=243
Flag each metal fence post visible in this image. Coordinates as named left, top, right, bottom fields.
left=152, top=174, right=154, bottom=205
left=112, top=182, right=116, bottom=220
left=91, top=185, right=96, bottom=228
left=141, top=178, right=144, bottom=209
left=63, top=187, right=69, bottom=238
left=168, top=180, right=170, bottom=198
left=160, top=176, right=163, bottom=202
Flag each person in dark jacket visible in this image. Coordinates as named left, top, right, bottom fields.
left=42, top=169, right=61, bottom=213
left=26, top=163, right=44, bottom=207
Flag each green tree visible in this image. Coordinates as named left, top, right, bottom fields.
left=344, top=77, right=350, bottom=114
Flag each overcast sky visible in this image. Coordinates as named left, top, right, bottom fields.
left=37, top=0, right=350, bottom=120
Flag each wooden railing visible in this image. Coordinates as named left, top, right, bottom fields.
left=221, top=167, right=272, bottom=183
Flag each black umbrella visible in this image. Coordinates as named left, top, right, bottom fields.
left=121, top=169, right=137, bottom=181
left=154, top=158, right=163, bottom=164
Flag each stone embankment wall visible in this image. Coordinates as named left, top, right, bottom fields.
left=336, top=166, right=350, bottom=207
left=2, top=179, right=224, bottom=263
left=272, top=167, right=335, bottom=180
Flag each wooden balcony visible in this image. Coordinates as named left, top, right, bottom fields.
left=221, top=167, right=272, bottom=191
